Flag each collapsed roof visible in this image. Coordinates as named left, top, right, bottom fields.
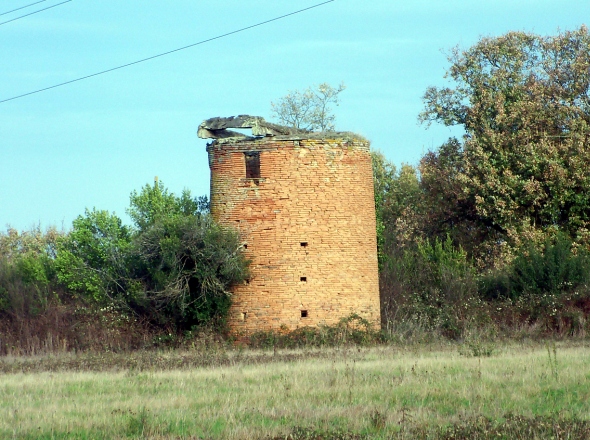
left=197, top=115, right=306, bottom=139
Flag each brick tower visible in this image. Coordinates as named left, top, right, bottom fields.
left=199, top=116, right=380, bottom=333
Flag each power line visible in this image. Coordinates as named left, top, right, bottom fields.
left=0, top=0, right=49, bottom=16
left=0, top=0, right=335, bottom=104
left=0, top=0, right=72, bottom=26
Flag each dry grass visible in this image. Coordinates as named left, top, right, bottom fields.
left=0, top=341, right=589, bottom=439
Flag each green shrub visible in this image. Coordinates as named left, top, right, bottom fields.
left=380, top=235, right=482, bottom=339
left=513, top=233, right=590, bottom=296
left=54, top=181, right=249, bottom=332
left=481, top=233, right=590, bottom=301
left=248, top=314, right=382, bottom=349
left=0, top=227, right=62, bottom=318
left=55, top=209, right=134, bottom=303
left=133, top=213, right=247, bottom=330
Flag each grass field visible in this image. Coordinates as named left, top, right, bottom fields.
left=1, top=341, right=589, bottom=439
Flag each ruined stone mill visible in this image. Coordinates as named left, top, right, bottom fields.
left=198, top=115, right=380, bottom=334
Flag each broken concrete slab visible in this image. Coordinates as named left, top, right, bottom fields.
left=197, top=115, right=306, bottom=139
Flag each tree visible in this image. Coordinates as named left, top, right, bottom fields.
left=55, top=209, right=134, bottom=303
left=419, top=26, right=590, bottom=260
left=270, top=82, right=346, bottom=131
left=129, top=180, right=248, bottom=328
left=133, top=213, right=247, bottom=328
left=1, top=226, right=64, bottom=317
left=128, top=180, right=208, bottom=231
left=371, top=151, right=420, bottom=266
left=55, top=181, right=247, bottom=329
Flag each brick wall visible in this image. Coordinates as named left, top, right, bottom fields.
left=207, top=135, right=380, bottom=333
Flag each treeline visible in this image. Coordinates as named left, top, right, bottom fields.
left=3, top=27, right=590, bottom=353
left=0, top=181, right=249, bottom=354
left=375, top=26, right=590, bottom=339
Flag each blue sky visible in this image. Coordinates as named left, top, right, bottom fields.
left=1, top=0, right=588, bottom=231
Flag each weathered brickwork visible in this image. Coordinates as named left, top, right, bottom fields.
left=207, top=135, right=380, bottom=333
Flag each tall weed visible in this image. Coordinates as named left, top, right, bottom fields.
left=481, top=233, right=590, bottom=300
left=380, top=236, right=482, bottom=339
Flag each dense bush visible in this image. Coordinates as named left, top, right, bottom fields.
left=512, top=234, right=590, bottom=297
left=132, top=212, right=248, bottom=330
left=55, top=209, right=135, bottom=303
left=372, top=28, right=590, bottom=340
left=0, top=227, right=62, bottom=318
left=0, top=227, right=81, bottom=355
left=379, top=229, right=590, bottom=339
left=481, top=233, right=590, bottom=300
left=54, top=181, right=248, bottom=331
left=380, top=235, right=484, bottom=339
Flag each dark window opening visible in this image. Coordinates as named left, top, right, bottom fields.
left=244, top=279, right=250, bottom=285
left=300, top=276, right=307, bottom=282
left=301, top=310, right=308, bottom=318
left=244, top=151, right=261, bottom=179
left=243, top=244, right=248, bottom=249
left=300, top=242, right=308, bottom=247
left=241, top=312, right=247, bottom=321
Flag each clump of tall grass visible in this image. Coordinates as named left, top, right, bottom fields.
left=248, top=314, right=383, bottom=349
left=380, top=233, right=590, bottom=341
left=277, top=415, right=590, bottom=439
left=431, top=414, right=590, bottom=439
left=380, top=236, right=487, bottom=341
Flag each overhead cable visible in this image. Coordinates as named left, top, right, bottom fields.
left=0, top=0, right=335, bottom=104
left=0, top=0, right=49, bottom=16
left=0, top=0, right=72, bottom=26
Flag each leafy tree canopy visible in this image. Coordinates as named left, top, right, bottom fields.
left=419, top=26, right=590, bottom=257
left=55, top=209, right=133, bottom=302
left=128, top=180, right=208, bottom=231
left=55, top=181, right=247, bottom=329
left=371, top=151, right=420, bottom=266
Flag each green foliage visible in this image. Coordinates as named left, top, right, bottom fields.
left=371, top=151, right=420, bottom=267
left=127, top=180, right=207, bottom=231
left=0, top=256, right=48, bottom=317
left=0, top=227, right=62, bottom=318
left=371, top=30, right=590, bottom=338
left=371, top=151, right=396, bottom=267
left=481, top=233, right=590, bottom=300
left=380, top=236, right=482, bottom=339
left=418, top=26, right=590, bottom=264
left=133, top=212, right=248, bottom=329
left=374, top=28, right=590, bottom=339
left=52, top=181, right=247, bottom=331
left=55, top=209, right=134, bottom=303
left=512, top=234, right=590, bottom=296
left=128, top=180, right=247, bottom=329
left=417, top=235, right=472, bottom=287
left=409, top=237, right=480, bottom=339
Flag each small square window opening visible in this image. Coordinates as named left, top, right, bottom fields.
left=301, top=310, right=308, bottom=318
left=300, top=276, right=307, bottom=282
